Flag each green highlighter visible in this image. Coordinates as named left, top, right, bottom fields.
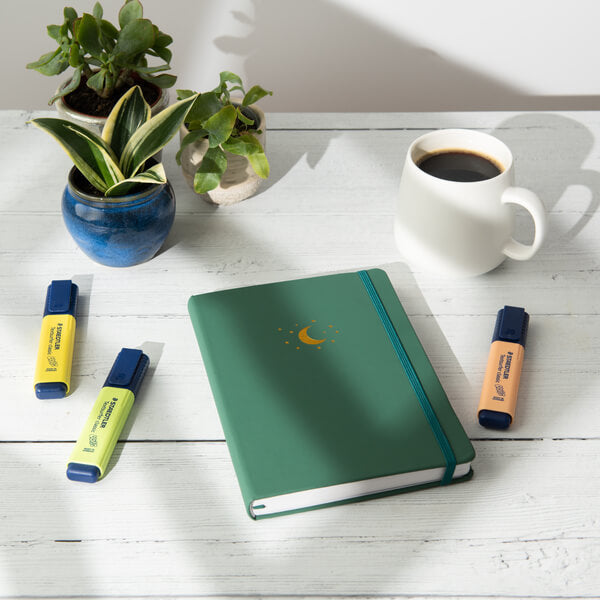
left=67, top=348, right=149, bottom=483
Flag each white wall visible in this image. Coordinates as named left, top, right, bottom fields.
left=4, top=0, right=600, bottom=112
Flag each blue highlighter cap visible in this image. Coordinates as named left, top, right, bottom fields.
left=43, top=280, right=78, bottom=317
left=103, top=348, right=149, bottom=396
left=66, top=463, right=100, bottom=483
left=492, top=305, right=529, bottom=347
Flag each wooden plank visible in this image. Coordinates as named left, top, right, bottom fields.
left=1, top=312, right=598, bottom=441
left=0, top=440, right=598, bottom=598
left=5, top=111, right=600, bottom=221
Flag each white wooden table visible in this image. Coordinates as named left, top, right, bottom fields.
left=1, top=109, right=599, bottom=600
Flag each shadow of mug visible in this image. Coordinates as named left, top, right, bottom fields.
left=394, top=129, right=547, bottom=277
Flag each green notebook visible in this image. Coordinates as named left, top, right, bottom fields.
left=188, top=269, right=475, bottom=519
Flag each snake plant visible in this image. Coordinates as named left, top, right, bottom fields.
left=30, top=86, right=197, bottom=198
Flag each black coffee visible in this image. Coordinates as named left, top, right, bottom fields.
left=417, top=150, right=502, bottom=182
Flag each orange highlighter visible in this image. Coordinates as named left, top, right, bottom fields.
left=478, top=306, right=529, bottom=429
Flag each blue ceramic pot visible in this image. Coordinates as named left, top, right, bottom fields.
left=62, top=166, right=175, bottom=267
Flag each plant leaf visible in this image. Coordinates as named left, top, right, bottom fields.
left=243, top=85, right=272, bottom=106
left=26, top=49, right=60, bottom=70
left=68, top=43, right=81, bottom=67
left=219, top=71, right=244, bottom=89
left=30, top=118, right=123, bottom=193
left=102, top=85, right=151, bottom=159
left=49, top=66, right=82, bottom=104
left=76, top=13, right=103, bottom=58
left=100, top=19, right=118, bottom=39
left=92, top=2, right=103, bottom=19
left=154, top=32, right=173, bottom=48
left=64, top=7, right=78, bottom=25
left=120, top=93, right=198, bottom=177
left=222, top=133, right=263, bottom=157
left=115, top=18, right=155, bottom=57
left=137, top=72, right=176, bottom=88
left=150, top=46, right=172, bottom=63
left=105, top=162, right=167, bottom=197
left=248, top=152, right=269, bottom=178
left=86, top=69, right=106, bottom=93
left=193, top=147, right=227, bottom=193
left=185, top=92, right=222, bottom=125
left=235, top=107, right=254, bottom=127
left=36, top=50, right=69, bottom=77
left=119, top=0, right=143, bottom=28
left=204, top=105, right=237, bottom=148
left=176, top=89, right=196, bottom=100
left=133, top=64, right=170, bottom=74
left=47, top=24, right=62, bottom=41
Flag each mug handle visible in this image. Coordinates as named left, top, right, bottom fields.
left=501, top=187, right=547, bottom=261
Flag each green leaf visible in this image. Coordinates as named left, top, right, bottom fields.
left=185, top=92, right=222, bottom=125
left=119, top=0, right=143, bottom=28
left=64, top=7, right=78, bottom=25
left=176, top=89, right=196, bottom=100
left=47, top=24, right=62, bottom=41
left=242, top=85, right=272, bottom=106
left=150, top=46, right=172, bottom=63
left=105, top=162, right=167, bottom=196
left=76, top=13, right=103, bottom=58
left=133, top=64, right=170, bottom=74
left=86, top=69, right=106, bottom=92
left=92, top=2, right=103, bottom=19
left=219, top=71, right=244, bottom=89
left=248, top=152, right=270, bottom=178
left=154, top=32, right=173, bottom=48
left=137, top=72, right=176, bottom=88
left=69, top=42, right=82, bottom=67
left=26, top=49, right=60, bottom=70
left=49, top=66, right=82, bottom=104
left=193, top=147, right=227, bottom=193
left=235, top=107, right=254, bottom=127
left=120, top=93, right=198, bottom=177
left=32, top=50, right=69, bottom=77
left=100, top=19, right=118, bottom=39
left=114, top=18, right=155, bottom=58
left=30, top=118, right=123, bottom=193
left=176, top=129, right=208, bottom=165
left=222, top=133, right=263, bottom=157
left=102, top=85, right=151, bottom=159
left=204, top=105, right=237, bottom=148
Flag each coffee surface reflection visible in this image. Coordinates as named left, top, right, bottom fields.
left=417, top=150, right=502, bottom=182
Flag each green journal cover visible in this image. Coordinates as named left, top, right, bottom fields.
left=188, top=269, right=475, bottom=519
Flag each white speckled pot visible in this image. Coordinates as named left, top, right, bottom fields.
left=54, top=77, right=170, bottom=137
left=178, top=105, right=266, bottom=205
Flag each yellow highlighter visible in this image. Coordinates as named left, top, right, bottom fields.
left=67, top=348, right=149, bottom=483
left=34, top=280, right=78, bottom=399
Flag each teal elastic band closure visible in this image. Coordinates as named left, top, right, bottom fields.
left=358, top=270, right=457, bottom=485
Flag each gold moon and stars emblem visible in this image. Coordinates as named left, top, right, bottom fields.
left=278, top=321, right=340, bottom=350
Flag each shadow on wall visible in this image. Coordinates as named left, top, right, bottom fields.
left=215, top=0, right=600, bottom=112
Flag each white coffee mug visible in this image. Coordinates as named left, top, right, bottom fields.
left=395, top=129, right=547, bottom=277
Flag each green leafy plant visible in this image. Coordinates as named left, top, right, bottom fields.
left=26, top=0, right=175, bottom=105
left=177, top=72, right=272, bottom=194
left=30, top=86, right=197, bottom=197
